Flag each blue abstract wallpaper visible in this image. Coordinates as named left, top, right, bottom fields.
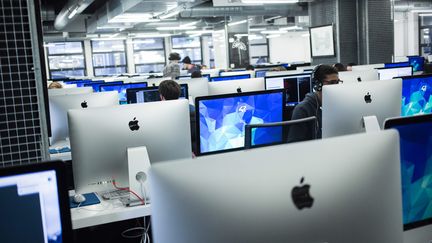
left=402, top=77, right=432, bottom=117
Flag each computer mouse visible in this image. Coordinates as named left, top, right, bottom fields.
left=73, top=194, right=86, bottom=204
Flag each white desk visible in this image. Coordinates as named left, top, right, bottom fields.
left=71, top=193, right=151, bottom=229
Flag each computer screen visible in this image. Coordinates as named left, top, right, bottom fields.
left=265, top=74, right=312, bottom=106
left=0, top=162, right=72, bottom=243
left=377, top=66, right=413, bottom=80
left=401, top=75, right=432, bottom=116
left=126, top=84, right=189, bottom=104
left=196, top=90, right=285, bottom=155
left=408, top=56, right=425, bottom=72
left=99, top=82, right=148, bottom=104
left=385, top=62, right=410, bottom=68
left=255, top=70, right=267, bottom=78
left=210, top=74, right=251, bottom=82
left=84, top=81, right=123, bottom=92
left=385, top=115, right=432, bottom=232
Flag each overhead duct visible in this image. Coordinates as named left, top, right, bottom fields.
left=54, top=0, right=95, bottom=30
left=394, top=0, right=432, bottom=12
left=180, top=5, right=308, bottom=18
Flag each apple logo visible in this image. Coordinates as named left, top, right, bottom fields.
left=357, top=77, right=362, bottom=82
left=237, top=87, right=242, bottom=93
left=364, top=92, right=372, bottom=104
left=128, top=117, right=140, bottom=131
left=81, top=101, right=88, bottom=108
left=291, top=177, right=314, bottom=210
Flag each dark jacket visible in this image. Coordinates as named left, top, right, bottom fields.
left=287, top=93, right=322, bottom=143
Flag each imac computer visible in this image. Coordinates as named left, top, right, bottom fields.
left=68, top=100, right=192, bottom=194
left=400, top=74, right=432, bottom=116
left=208, top=78, right=265, bottom=96
left=408, top=56, right=425, bottom=72
left=210, top=74, right=251, bottom=82
left=0, top=161, right=73, bottom=243
left=49, top=91, right=119, bottom=145
left=351, top=63, right=385, bottom=71
left=150, top=131, right=403, bottom=243
left=48, top=87, right=93, bottom=97
left=385, top=62, right=411, bottom=68
left=384, top=114, right=432, bottom=243
left=126, top=84, right=189, bottom=104
left=265, top=74, right=312, bottom=106
left=99, top=82, right=148, bottom=104
left=377, top=66, right=413, bottom=80
left=338, top=70, right=379, bottom=83
left=265, top=70, right=304, bottom=77
left=220, top=70, right=255, bottom=78
left=84, top=81, right=123, bottom=92
left=196, top=90, right=286, bottom=156
left=322, top=79, right=402, bottom=138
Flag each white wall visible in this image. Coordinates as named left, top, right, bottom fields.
left=213, top=30, right=228, bottom=69
left=269, top=31, right=311, bottom=63
left=394, top=11, right=419, bottom=61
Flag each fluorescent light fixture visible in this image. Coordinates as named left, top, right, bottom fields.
left=156, top=26, right=197, bottom=31
left=189, top=34, right=202, bottom=38
left=261, top=30, right=287, bottom=34
left=67, top=7, right=79, bottom=19
left=242, top=0, right=299, bottom=3
left=130, top=39, right=156, bottom=44
left=228, top=20, right=248, bottom=26
left=249, top=28, right=266, bottom=32
left=108, top=13, right=157, bottom=23
left=91, top=37, right=127, bottom=41
left=248, top=34, right=263, bottom=40
left=266, top=34, right=281, bottom=39
left=279, top=25, right=302, bottom=31
left=159, top=10, right=181, bottom=20
left=133, top=33, right=172, bottom=38
left=186, top=30, right=214, bottom=34
left=181, top=21, right=199, bottom=27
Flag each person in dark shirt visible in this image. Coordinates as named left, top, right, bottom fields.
left=182, top=56, right=201, bottom=74
left=333, top=63, right=346, bottom=72
left=287, top=65, right=340, bottom=143
left=158, top=80, right=197, bottom=154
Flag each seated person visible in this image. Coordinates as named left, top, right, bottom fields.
left=48, top=82, right=63, bottom=89
left=191, top=70, right=202, bottom=78
left=287, top=65, right=340, bottom=143
left=158, top=80, right=197, bottom=154
left=246, top=65, right=255, bottom=71
left=346, top=62, right=357, bottom=71
left=333, top=63, right=347, bottom=72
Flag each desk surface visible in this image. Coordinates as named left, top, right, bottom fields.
left=70, top=193, right=151, bottom=229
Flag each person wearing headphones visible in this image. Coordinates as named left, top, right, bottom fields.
left=163, top=52, right=181, bottom=80
left=287, top=65, right=340, bottom=143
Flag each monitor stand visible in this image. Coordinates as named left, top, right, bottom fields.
left=363, top=115, right=380, bottom=133
left=125, top=146, right=151, bottom=206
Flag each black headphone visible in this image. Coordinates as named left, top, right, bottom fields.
left=312, top=64, right=324, bottom=92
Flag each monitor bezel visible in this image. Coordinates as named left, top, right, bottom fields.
left=195, top=89, right=287, bottom=156
left=384, top=113, right=432, bottom=231
left=98, top=81, right=148, bottom=92
left=126, top=83, right=189, bottom=104
left=376, top=66, right=413, bottom=80
left=210, top=74, right=251, bottom=82
left=264, top=73, right=313, bottom=91
left=0, top=161, right=73, bottom=242
left=397, top=73, right=432, bottom=80
left=384, top=61, right=411, bottom=68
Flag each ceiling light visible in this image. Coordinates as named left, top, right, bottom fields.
left=67, top=6, right=79, bottom=19
left=248, top=34, right=263, bottom=40
left=411, top=10, right=432, bottom=13
left=181, top=21, right=199, bottom=27
left=90, top=37, right=127, bottom=41
left=242, top=0, right=299, bottom=3
left=279, top=26, right=302, bottom=31
left=189, top=34, right=202, bottom=38
left=160, top=10, right=181, bottom=20
left=156, top=26, right=197, bottom=31
left=186, top=30, right=214, bottom=34
left=261, top=30, right=287, bottom=34
left=249, top=28, right=266, bottom=32
left=108, top=13, right=157, bottom=23
left=228, top=20, right=248, bottom=26
left=133, top=33, right=172, bottom=38
left=266, top=34, right=281, bottom=39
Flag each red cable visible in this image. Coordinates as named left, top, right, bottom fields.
left=112, top=180, right=145, bottom=205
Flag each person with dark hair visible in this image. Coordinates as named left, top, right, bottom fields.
left=163, top=52, right=181, bottom=79
left=287, top=65, right=340, bottom=143
left=246, top=65, right=255, bottom=71
left=333, top=63, right=346, bottom=72
left=191, top=70, right=202, bottom=78
left=158, top=80, right=197, bottom=154
left=182, top=56, right=201, bottom=74
left=347, top=62, right=357, bottom=71
left=48, top=82, right=63, bottom=89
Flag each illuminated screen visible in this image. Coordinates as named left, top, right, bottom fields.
left=266, top=75, right=311, bottom=106
left=377, top=67, right=412, bottom=80
left=100, top=82, right=147, bottom=104
left=84, top=81, right=122, bottom=92
left=408, top=56, right=425, bottom=72
left=402, top=76, right=432, bottom=116
left=127, top=85, right=188, bottom=104
left=0, top=170, right=63, bottom=242
left=197, top=91, right=284, bottom=154
left=210, top=74, right=251, bottom=82
left=391, top=121, right=432, bottom=228
left=255, top=70, right=267, bottom=78
left=385, top=62, right=410, bottom=68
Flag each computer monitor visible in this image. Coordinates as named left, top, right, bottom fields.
left=400, top=74, right=432, bottom=116
left=99, top=82, right=148, bottom=104
left=220, top=71, right=255, bottom=78
left=255, top=70, right=267, bottom=78
left=265, top=74, right=312, bottom=106
left=351, top=63, right=385, bottom=71
left=68, top=100, right=192, bottom=194
left=49, top=91, right=119, bottom=145
left=126, top=84, right=189, bottom=104
left=84, top=81, right=123, bottom=92
left=210, top=74, right=251, bottom=82
left=265, top=70, right=304, bottom=77
left=150, top=130, right=403, bottom=243
left=385, top=61, right=411, bottom=68
left=48, top=87, right=93, bottom=97
left=0, top=161, right=73, bottom=243
left=384, top=114, right=432, bottom=243
left=64, top=79, right=93, bottom=87
left=408, top=56, right=425, bottom=72
left=147, top=78, right=209, bottom=102
left=377, top=66, right=413, bottom=80
left=208, top=78, right=265, bottom=96
left=322, top=79, right=402, bottom=138
left=196, top=90, right=286, bottom=156
left=338, top=70, right=379, bottom=84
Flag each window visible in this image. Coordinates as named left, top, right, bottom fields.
left=172, top=36, right=202, bottom=64
left=91, top=40, right=127, bottom=76
left=46, top=42, right=86, bottom=79
left=420, top=15, right=432, bottom=56
left=133, top=38, right=166, bottom=74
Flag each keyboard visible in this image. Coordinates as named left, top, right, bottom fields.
left=101, top=190, right=130, bottom=200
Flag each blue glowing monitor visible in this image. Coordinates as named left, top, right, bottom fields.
left=385, top=62, right=410, bottom=68
left=210, top=74, right=251, bottom=82
left=385, top=114, right=432, bottom=231
left=126, top=84, right=189, bottom=104
left=401, top=75, right=432, bottom=116
left=408, top=56, right=425, bottom=72
left=99, top=82, right=148, bottom=104
left=255, top=70, right=267, bottom=78
left=196, top=90, right=286, bottom=155
left=64, top=80, right=93, bottom=87
left=84, top=81, right=122, bottom=92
